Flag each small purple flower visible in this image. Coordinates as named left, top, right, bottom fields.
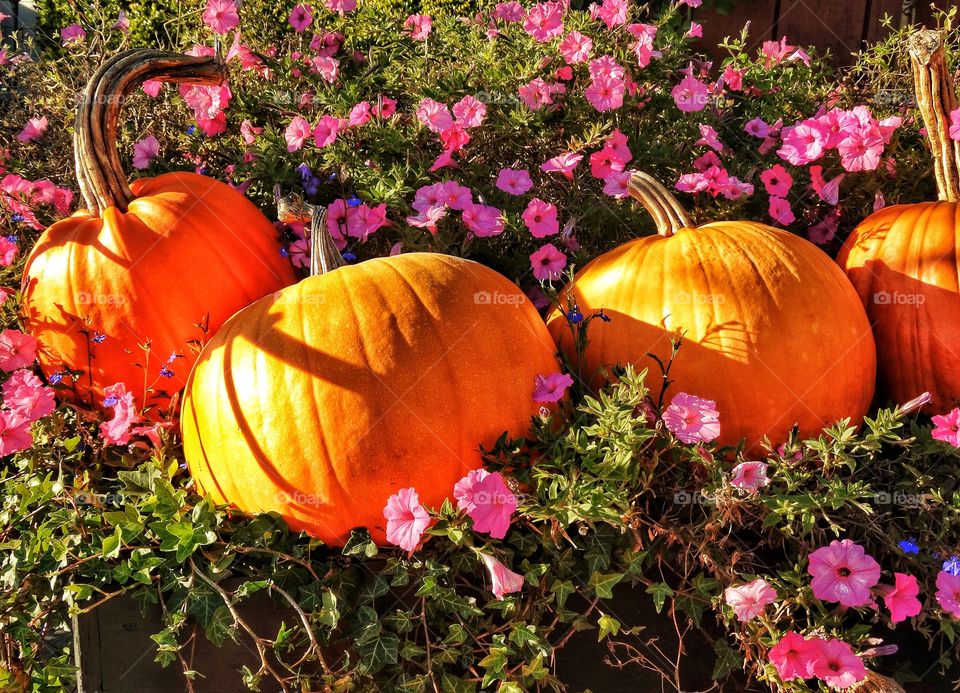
left=49, top=372, right=64, bottom=384
left=898, top=538, right=919, bottom=555
left=103, top=395, right=119, bottom=407
left=347, top=196, right=363, bottom=208
left=342, top=251, right=357, bottom=261
left=159, top=365, right=175, bottom=378
left=91, top=332, right=107, bottom=344
left=944, top=556, right=960, bottom=576
left=567, top=310, right=583, bottom=324
left=595, top=310, right=611, bottom=323
left=533, top=372, right=573, bottom=403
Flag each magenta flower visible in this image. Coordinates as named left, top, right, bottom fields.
left=522, top=198, right=559, bottom=238
left=838, top=131, right=883, bottom=172
left=132, top=135, right=160, bottom=170
left=142, top=79, right=163, bottom=98
left=696, top=124, right=725, bottom=152
left=671, top=74, right=709, bottom=112
left=323, top=0, right=356, bottom=13
left=522, top=1, right=564, bottom=42
left=879, top=573, right=922, bottom=624
left=99, top=383, right=138, bottom=446
left=530, top=243, right=567, bottom=281
left=404, top=14, right=432, bottom=40
left=810, top=165, right=844, bottom=205
left=479, top=553, right=524, bottom=600
left=931, top=408, right=960, bottom=447
left=463, top=472, right=517, bottom=539
left=461, top=203, right=504, bottom=238
left=768, top=197, right=795, bottom=226
left=589, top=146, right=626, bottom=180
left=313, top=114, right=344, bottom=148
left=687, top=21, right=703, bottom=38
left=202, top=0, right=239, bottom=34
left=533, top=372, right=573, bottom=403
left=112, top=10, right=130, bottom=32
left=602, top=171, right=631, bottom=198
left=730, top=461, right=770, bottom=493
left=900, top=391, right=932, bottom=415
left=454, top=469, right=489, bottom=512
left=289, top=4, right=312, bottom=31
left=542, top=152, right=582, bottom=180
left=810, top=638, right=866, bottom=690
left=493, top=1, right=525, bottom=21
left=383, top=488, right=430, bottom=552
left=373, top=96, right=397, bottom=118
left=495, top=168, right=533, bottom=195
left=438, top=181, right=473, bottom=210
left=284, top=116, right=312, bottom=152
left=558, top=31, right=592, bottom=64
left=769, top=632, right=819, bottom=681
left=760, top=164, right=793, bottom=197
left=723, top=578, right=777, bottom=621
left=60, top=23, right=86, bottom=46
left=778, top=120, right=826, bottom=165
left=453, top=95, right=486, bottom=128
left=662, top=392, right=720, bottom=444
left=240, top=120, right=262, bottom=144
left=347, top=103, right=369, bottom=129
left=807, top=539, right=881, bottom=607
left=936, top=570, right=960, bottom=618
left=744, top=117, right=769, bottom=138
left=591, top=0, right=627, bottom=28
left=518, top=78, right=561, bottom=111
left=0, top=238, right=17, bottom=267
left=585, top=74, right=625, bottom=112
left=950, top=108, right=960, bottom=142
left=0, top=410, right=31, bottom=457
left=4, top=370, right=55, bottom=422
left=0, top=330, right=37, bottom=371
left=415, top=98, right=453, bottom=133
left=16, top=116, right=47, bottom=143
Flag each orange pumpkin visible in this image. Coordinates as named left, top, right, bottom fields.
left=20, top=50, right=296, bottom=417
left=838, top=30, right=960, bottom=412
left=181, top=213, right=561, bottom=546
left=547, top=172, right=876, bottom=454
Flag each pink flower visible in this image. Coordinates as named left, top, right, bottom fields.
left=406, top=206, right=446, bottom=234
left=533, top=372, right=573, bottom=403
left=373, top=96, right=397, bottom=118
left=346, top=203, right=389, bottom=242
left=678, top=0, right=702, bottom=5
left=60, top=24, right=86, bottom=45
left=778, top=120, right=826, bottom=165
left=880, top=573, right=922, bottom=623
left=530, top=243, right=567, bottom=281
left=453, top=95, right=486, bottom=128
left=383, top=488, right=430, bottom=552
left=495, top=168, right=533, bottom=195
left=631, top=32, right=661, bottom=68
left=313, top=114, right=344, bottom=147
left=585, top=75, right=624, bottom=112
left=672, top=74, right=709, bottom=112
left=602, top=171, right=632, bottom=198
left=931, top=408, right=960, bottom=447
left=559, top=31, right=592, bottom=64
left=730, top=461, right=770, bottom=492
left=142, top=80, right=163, bottom=98
left=323, top=0, right=356, bottom=13
left=769, top=197, right=795, bottom=226
left=310, top=56, right=340, bottom=83
left=3, top=369, right=55, bottom=422
left=99, top=383, right=138, bottom=446
left=591, top=0, right=627, bottom=28
left=493, top=1, right=526, bottom=21
left=112, top=10, right=129, bottom=32
left=16, top=117, right=47, bottom=143
left=811, top=638, right=866, bottom=690
left=131, top=135, right=160, bottom=170
left=202, top=0, right=239, bottom=34
left=454, top=469, right=490, bottom=512
left=937, top=570, right=960, bottom=618
left=696, top=124, right=725, bottom=152
left=440, top=123, right=471, bottom=152
left=542, top=152, right=582, bottom=180
left=416, top=98, right=453, bottom=133
left=0, top=237, right=17, bottom=267
left=439, top=181, right=473, bottom=210
left=518, top=78, right=561, bottom=111
left=838, top=131, right=883, bottom=172
left=662, top=392, right=720, bottom=444
left=289, top=4, right=312, bottom=31
left=284, top=116, right=312, bottom=152
left=687, top=21, right=703, bottom=38
left=0, top=410, right=31, bottom=456
left=589, top=146, right=625, bottom=179
left=480, top=553, right=524, bottom=600
left=810, top=165, right=844, bottom=205
left=950, top=109, right=960, bottom=142
left=744, top=118, right=769, bottom=138
left=240, top=120, right=262, bottom=144
left=808, top=539, right=881, bottom=607
left=459, top=471, right=517, bottom=539
left=0, top=330, right=36, bottom=371
left=462, top=203, right=504, bottom=237
left=722, top=66, right=743, bottom=90
left=769, top=632, right=820, bottom=681
left=404, top=14, right=432, bottom=40
left=760, top=164, right=793, bottom=197
left=347, top=101, right=371, bottom=127
left=723, top=578, right=777, bottom=621
left=522, top=198, right=559, bottom=237
left=523, top=1, right=564, bottom=42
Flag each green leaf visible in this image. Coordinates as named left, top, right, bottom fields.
left=597, top=614, right=620, bottom=641
left=357, top=631, right=399, bottom=674
left=645, top=582, right=674, bottom=613
left=712, top=638, right=742, bottom=681
left=588, top=572, right=623, bottom=599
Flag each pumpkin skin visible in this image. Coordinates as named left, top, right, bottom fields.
left=19, top=50, right=296, bottom=417
left=182, top=253, right=560, bottom=546
left=547, top=176, right=876, bottom=454
left=22, top=172, right=297, bottom=414
left=837, top=202, right=960, bottom=411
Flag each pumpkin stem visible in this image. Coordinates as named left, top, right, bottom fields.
left=307, top=203, right=345, bottom=276
left=908, top=30, right=960, bottom=202
left=627, top=172, right=694, bottom=236
left=74, top=49, right=226, bottom=216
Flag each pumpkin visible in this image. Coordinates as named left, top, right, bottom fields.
left=838, top=30, right=960, bottom=412
left=181, top=212, right=561, bottom=546
left=547, top=172, right=876, bottom=454
left=20, top=49, right=296, bottom=417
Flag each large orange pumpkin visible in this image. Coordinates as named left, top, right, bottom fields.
left=21, top=50, right=296, bottom=417
left=547, top=172, right=876, bottom=454
left=181, top=215, right=561, bottom=546
left=838, top=30, right=960, bottom=412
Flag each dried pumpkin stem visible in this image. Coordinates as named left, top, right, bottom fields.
left=628, top=171, right=694, bottom=236
left=307, top=203, right=346, bottom=275
left=75, top=49, right=225, bottom=216
left=908, top=30, right=960, bottom=202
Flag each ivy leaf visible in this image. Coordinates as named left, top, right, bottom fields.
left=357, top=631, right=399, bottom=674
left=588, top=572, right=623, bottom=599
left=343, top=529, right=378, bottom=557
left=712, top=638, right=742, bottom=681
left=597, top=614, right=620, bottom=641
left=645, top=582, right=674, bottom=613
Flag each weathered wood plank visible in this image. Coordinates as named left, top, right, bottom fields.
left=776, top=0, right=871, bottom=64
left=694, top=0, right=780, bottom=58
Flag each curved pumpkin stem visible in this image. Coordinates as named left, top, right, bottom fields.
left=307, top=203, right=346, bottom=275
left=74, top=49, right=225, bottom=216
left=628, top=171, right=694, bottom=236
left=908, top=30, right=960, bottom=202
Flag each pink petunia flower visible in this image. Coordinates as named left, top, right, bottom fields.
left=760, top=164, right=793, bottom=197
left=0, top=237, right=16, bottom=267
left=530, top=243, right=567, bottom=281
left=453, top=95, right=486, bottom=128
left=769, top=197, right=795, bottom=226
left=880, top=573, right=922, bottom=624
left=591, top=0, right=627, bottom=28
left=723, top=578, right=777, bottom=621
left=584, top=74, right=625, bottom=112
left=722, top=66, right=743, bottom=90
left=142, top=80, right=163, bottom=98
left=533, top=372, right=573, bottom=403
left=523, top=1, right=564, bottom=42
left=0, top=330, right=37, bottom=371
left=461, top=202, right=504, bottom=237
left=202, top=0, right=239, bottom=34
left=112, top=10, right=129, bottom=32
left=671, top=74, right=709, bottom=112
left=687, top=21, right=703, bottom=38
left=695, top=124, right=725, bottom=152
left=542, top=152, right=582, bottom=180
left=373, top=95, right=397, bottom=118
left=769, top=632, right=820, bottom=681
left=462, top=471, right=517, bottom=539
left=479, top=553, right=524, bottom=600
left=493, top=1, right=526, bottom=21
left=60, top=24, right=86, bottom=45
left=132, top=135, right=160, bottom=170
left=602, top=171, right=632, bottom=198
left=416, top=98, right=453, bottom=133
left=454, top=469, right=490, bottom=513
left=778, top=120, right=827, bottom=165
left=807, top=539, right=881, bottom=607
left=662, top=392, right=720, bottom=444
left=810, top=165, right=844, bottom=205
left=950, top=109, right=960, bottom=142
left=811, top=638, right=866, bottom=690
left=931, top=408, right=960, bottom=447
left=313, top=114, right=344, bottom=147
left=495, top=168, right=533, bottom=195
left=404, top=14, right=432, bottom=40
left=99, top=383, right=138, bottom=446
left=289, top=4, right=312, bottom=32
left=589, top=146, right=625, bottom=179
left=744, top=118, right=769, bottom=138
left=323, top=0, right=356, bottom=14
left=522, top=198, right=559, bottom=237
left=383, top=488, right=430, bottom=552
left=284, top=116, right=312, bottom=152
left=0, top=410, right=31, bottom=456
left=3, top=369, right=55, bottom=422
left=16, top=117, right=47, bottom=143
left=558, top=30, right=592, bottom=64
left=838, top=131, right=884, bottom=172
left=406, top=206, right=447, bottom=234
left=240, top=120, right=262, bottom=144
left=936, top=570, right=960, bottom=618
left=730, top=461, right=770, bottom=492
